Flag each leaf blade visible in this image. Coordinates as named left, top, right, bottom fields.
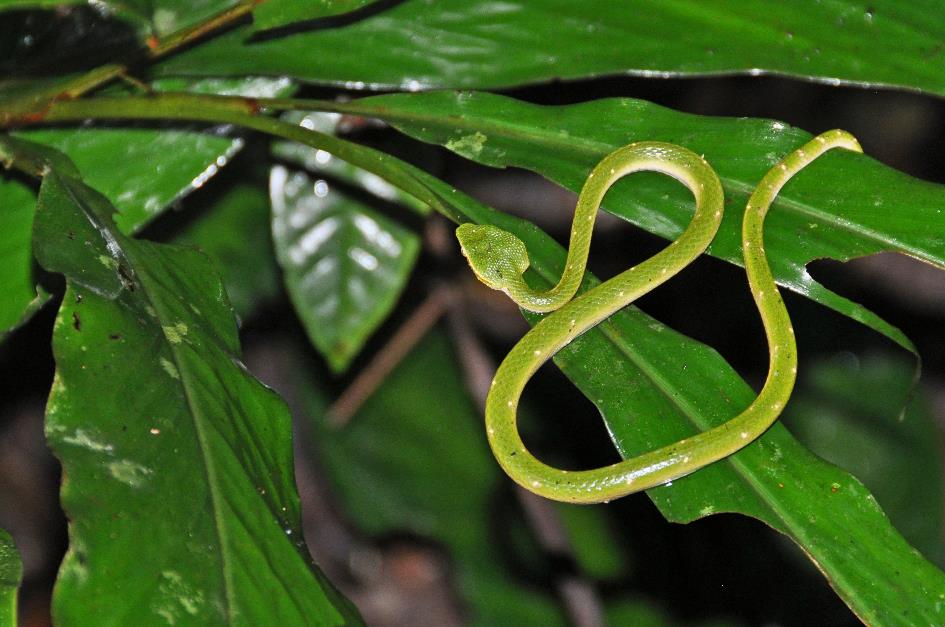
left=32, top=157, right=360, bottom=624
left=329, top=90, right=945, bottom=352
left=157, top=0, right=945, bottom=97
left=270, top=166, right=420, bottom=372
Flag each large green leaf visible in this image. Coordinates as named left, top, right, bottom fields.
left=0, top=528, right=20, bottom=627
left=250, top=120, right=945, bottom=621
left=157, top=0, right=945, bottom=96
left=270, top=165, right=420, bottom=372
left=325, top=90, right=945, bottom=352
left=18, top=125, right=242, bottom=233
left=27, top=143, right=360, bottom=624
left=517, top=240, right=945, bottom=625
left=268, top=113, right=945, bottom=620
left=15, top=77, right=294, bottom=234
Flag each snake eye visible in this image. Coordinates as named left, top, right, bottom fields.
left=456, top=223, right=530, bottom=291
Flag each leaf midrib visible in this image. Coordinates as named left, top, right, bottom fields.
left=127, top=252, right=236, bottom=624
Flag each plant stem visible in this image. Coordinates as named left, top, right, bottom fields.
left=32, top=93, right=461, bottom=221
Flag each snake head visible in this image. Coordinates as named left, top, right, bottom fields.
left=456, top=223, right=530, bottom=292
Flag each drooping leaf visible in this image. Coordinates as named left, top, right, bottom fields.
left=0, top=528, right=21, bottom=627
left=252, top=0, right=379, bottom=32
left=157, top=0, right=945, bottom=97
left=270, top=165, right=420, bottom=372
left=29, top=143, right=360, bottom=624
left=785, top=354, right=945, bottom=566
left=174, top=183, right=280, bottom=321
left=325, top=90, right=945, bottom=353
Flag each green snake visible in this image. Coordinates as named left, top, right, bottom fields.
left=456, top=130, right=862, bottom=504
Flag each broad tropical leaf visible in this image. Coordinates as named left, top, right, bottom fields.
left=24, top=137, right=360, bottom=624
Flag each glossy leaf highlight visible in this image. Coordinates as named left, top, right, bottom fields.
left=158, top=1, right=945, bottom=97
left=271, top=166, right=420, bottom=372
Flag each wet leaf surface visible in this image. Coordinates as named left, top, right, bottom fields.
left=158, top=0, right=945, bottom=97
left=271, top=165, right=419, bottom=372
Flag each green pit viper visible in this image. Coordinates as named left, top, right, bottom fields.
left=456, top=130, right=862, bottom=504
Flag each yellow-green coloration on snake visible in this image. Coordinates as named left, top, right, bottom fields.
left=457, top=131, right=863, bottom=504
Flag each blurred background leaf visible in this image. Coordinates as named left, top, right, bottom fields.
left=785, top=353, right=945, bottom=567
left=0, top=180, right=43, bottom=336
left=271, top=165, right=420, bottom=372
left=173, top=183, right=280, bottom=321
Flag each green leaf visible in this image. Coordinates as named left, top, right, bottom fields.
left=17, top=126, right=242, bottom=233
left=174, top=183, right=280, bottom=321
left=31, top=153, right=360, bottom=623
left=252, top=0, right=378, bottom=31
left=0, top=78, right=293, bottom=334
left=521, top=248, right=945, bottom=625
left=0, top=528, right=21, bottom=627
left=271, top=166, right=420, bottom=372
left=0, top=179, right=44, bottom=336
left=556, top=505, right=628, bottom=581
left=157, top=0, right=945, bottom=96
left=310, top=330, right=570, bottom=625
left=786, top=354, right=945, bottom=567
left=328, top=90, right=945, bottom=352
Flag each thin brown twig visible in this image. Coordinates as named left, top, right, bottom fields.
left=326, top=286, right=456, bottom=428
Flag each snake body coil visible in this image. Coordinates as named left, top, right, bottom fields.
left=457, top=130, right=862, bottom=503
